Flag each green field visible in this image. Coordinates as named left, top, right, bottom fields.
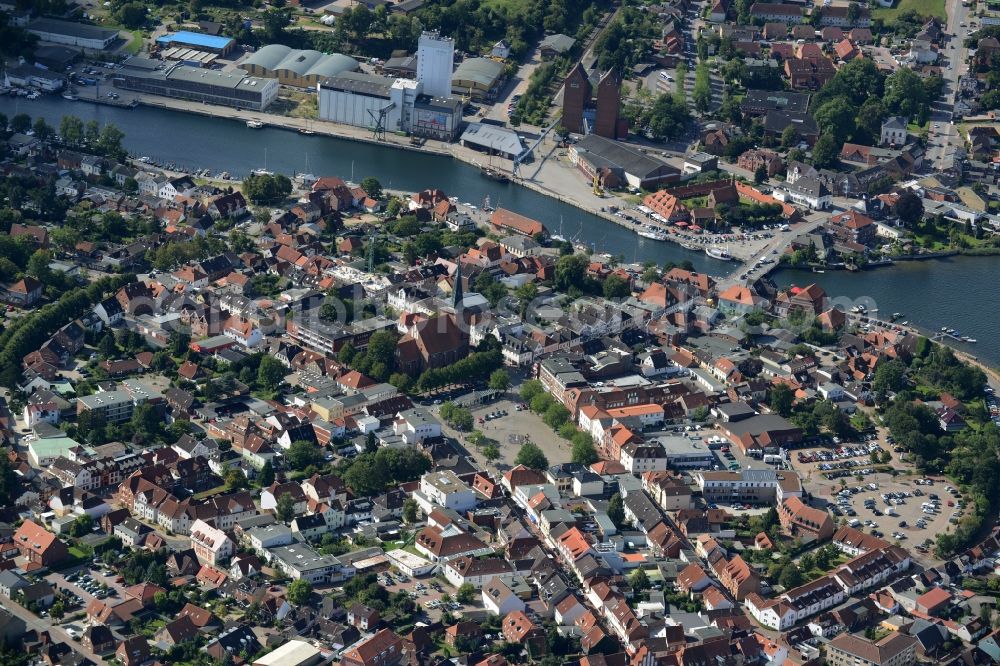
left=873, top=0, right=946, bottom=21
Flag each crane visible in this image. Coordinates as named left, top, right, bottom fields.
left=367, top=101, right=396, bottom=142
left=511, top=115, right=562, bottom=180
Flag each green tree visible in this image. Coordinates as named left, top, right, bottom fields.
left=608, top=492, right=626, bottom=527
left=456, top=583, right=476, bottom=603
left=116, top=2, right=148, bottom=29
left=483, top=442, right=500, bottom=462
left=754, top=164, right=768, bottom=184
left=856, top=97, right=887, bottom=139
left=884, top=67, right=925, bottom=118
left=769, top=384, right=794, bottom=417
left=811, top=133, right=840, bottom=169
left=571, top=437, right=599, bottom=466
left=894, top=191, right=924, bottom=225
left=630, top=567, right=650, bottom=592
left=225, top=466, right=249, bottom=492
left=338, top=342, right=357, bottom=365
left=287, top=579, right=313, bottom=605
left=603, top=274, right=631, bottom=299
left=259, top=460, right=275, bottom=487
left=693, top=62, right=712, bottom=112
left=10, top=113, right=31, bottom=134
left=32, top=117, right=53, bottom=143
left=813, top=97, right=857, bottom=143
left=781, top=125, right=799, bottom=150
left=68, top=514, right=94, bottom=537
left=287, top=439, right=321, bottom=471
left=257, top=355, right=286, bottom=392
left=403, top=498, right=418, bottom=523
left=169, top=331, right=191, bottom=357
left=514, top=442, right=548, bottom=470
left=554, top=254, right=588, bottom=292
left=276, top=492, right=296, bottom=523
left=520, top=379, right=544, bottom=403
left=360, top=176, right=383, bottom=199
left=242, top=173, right=292, bottom=205
left=778, top=563, right=804, bottom=588
left=872, top=359, right=906, bottom=399
left=488, top=369, right=511, bottom=392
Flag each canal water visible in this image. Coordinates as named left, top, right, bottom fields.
left=775, top=257, right=1000, bottom=368
left=0, top=96, right=725, bottom=274
left=5, top=97, right=1000, bottom=368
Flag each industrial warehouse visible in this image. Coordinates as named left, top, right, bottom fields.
left=27, top=17, right=119, bottom=50
left=112, top=57, right=279, bottom=111
left=317, top=73, right=462, bottom=141
left=240, top=45, right=359, bottom=88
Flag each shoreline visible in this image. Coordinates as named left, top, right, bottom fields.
left=69, top=93, right=1000, bottom=280
left=123, top=94, right=759, bottom=264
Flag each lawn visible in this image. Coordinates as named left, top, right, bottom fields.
left=873, top=0, right=946, bottom=21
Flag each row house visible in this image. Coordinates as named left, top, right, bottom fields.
left=832, top=547, right=910, bottom=595
left=710, top=554, right=759, bottom=601
left=746, top=575, right=845, bottom=630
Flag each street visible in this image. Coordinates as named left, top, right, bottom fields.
left=925, top=0, right=971, bottom=171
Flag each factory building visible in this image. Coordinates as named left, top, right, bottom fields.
left=28, top=18, right=119, bottom=50
left=114, top=57, right=279, bottom=111
left=451, top=57, right=506, bottom=102
left=417, top=31, right=454, bottom=98
left=317, top=73, right=463, bottom=141
left=240, top=44, right=358, bottom=88
left=412, top=96, right=464, bottom=141
left=155, top=30, right=235, bottom=56
left=318, top=73, right=418, bottom=135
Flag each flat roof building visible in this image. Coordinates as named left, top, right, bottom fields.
left=28, top=18, right=119, bottom=50
left=156, top=31, right=235, bottom=56
left=114, top=58, right=279, bottom=111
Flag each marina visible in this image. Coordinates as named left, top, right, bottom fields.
left=776, top=256, right=1000, bottom=368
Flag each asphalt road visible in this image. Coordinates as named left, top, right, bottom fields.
left=925, top=0, right=970, bottom=171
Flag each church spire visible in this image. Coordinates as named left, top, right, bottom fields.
left=453, top=262, right=463, bottom=309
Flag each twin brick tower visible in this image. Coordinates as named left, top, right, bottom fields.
left=562, top=64, right=625, bottom=140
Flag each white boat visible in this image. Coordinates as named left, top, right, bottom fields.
left=965, top=338, right=977, bottom=343
left=62, top=93, right=78, bottom=100
left=246, top=120, right=264, bottom=129
left=638, top=228, right=668, bottom=241
left=705, top=246, right=732, bottom=261
left=250, top=168, right=273, bottom=176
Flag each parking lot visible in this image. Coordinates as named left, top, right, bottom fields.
left=46, top=563, right=127, bottom=611
left=823, top=476, right=964, bottom=554
left=373, top=569, right=478, bottom=622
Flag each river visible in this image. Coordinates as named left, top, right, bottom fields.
left=775, top=257, right=1000, bottom=368
left=0, top=96, right=730, bottom=274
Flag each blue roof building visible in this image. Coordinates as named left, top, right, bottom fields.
left=156, top=31, right=235, bottom=55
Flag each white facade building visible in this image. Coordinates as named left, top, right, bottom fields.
left=417, top=31, right=454, bottom=98
left=414, top=470, right=476, bottom=515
